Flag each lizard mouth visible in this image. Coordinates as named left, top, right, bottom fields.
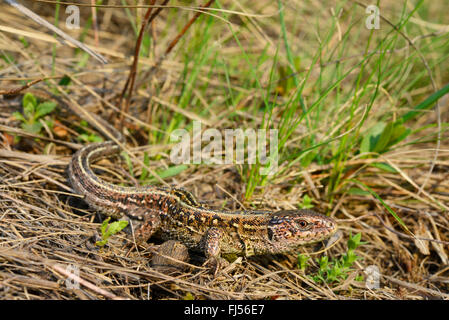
left=319, top=219, right=337, bottom=232
left=267, top=210, right=338, bottom=246
left=313, top=219, right=338, bottom=238
left=295, top=218, right=338, bottom=244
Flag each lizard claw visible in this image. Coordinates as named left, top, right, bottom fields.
left=203, top=256, right=220, bottom=276
left=203, top=256, right=230, bottom=276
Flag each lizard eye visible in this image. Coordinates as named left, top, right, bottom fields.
left=298, top=220, right=309, bottom=229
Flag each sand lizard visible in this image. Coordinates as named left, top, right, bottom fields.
left=12, top=89, right=337, bottom=259
left=67, top=124, right=337, bottom=260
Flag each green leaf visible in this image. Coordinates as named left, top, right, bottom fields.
left=140, top=33, right=151, bottom=57
left=89, top=135, right=103, bottom=143
left=95, top=239, right=108, bottom=247
left=100, top=217, right=111, bottom=235
left=77, top=134, right=89, bottom=142
left=77, top=133, right=103, bottom=143
left=299, top=194, right=314, bottom=209
left=19, top=36, right=29, bottom=48
left=23, top=101, right=35, bottom=121
left=355, top=274, right=364, bottom=282
left=312, top=275, right=324, bottom=283
left=360, top=121, right=412, bottom=155
left=0, top=53, right=15, bottom=63
left=347, top=187, right=371, bottom=196
left=76, top=52, right=90, bottom=68
left=58, top=75, right=72, bottom=86
left=157, top=165, right=189, bottom=179
left=372, top=121, right=394, bottom=153
left=343, top=251, right=358, bottom=267
left=347, top=233, right=361, bottom=251
left=387, top=122, right=411, bottom=147
left=22, top=122, right=43, bottom=134
left=400, top=81, right=449, bottom=123
left=369, top=162, right=398, bottom=173
left=12, top=111, right=26, bottom=123
left=96, top=218, right=128, bottom=247
left=318, top=256, right=328, bottom=271
left=22, top=93, right=37, bottom=111
left=35, top=101, right=57, bottom=119
left=105, top=220, right=129, bottom=237
left=360, top=122, right=385, bottom=154
left=144, top=165, right=189, bottom=183
left=297, top=254, right=310, bottom=271
left=326, top=267, right=341, bottom=283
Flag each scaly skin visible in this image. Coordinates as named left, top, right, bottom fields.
left=68, top=140, right=337, bottom=258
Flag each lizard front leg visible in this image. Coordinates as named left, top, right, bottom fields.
left=200, top=227, right=229, bottom=274
left=200, top=227, right=224, bottom=259
left=122, top=207, right=161, bottom=245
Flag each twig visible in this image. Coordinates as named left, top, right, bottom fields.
left=119, top=0, right=160, bottom=126
left=4, top=0, right=108, bottom=64
left=372, top=211, right=449, bottom=245
left=135, top=0, right=216, bottom=89
left=51, top=264, right=127, bottom=300
left=0, top=78, right=46, bottom=95
left=382, top=274, right=449, bottom=299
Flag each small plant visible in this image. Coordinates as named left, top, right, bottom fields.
left=95, top=217, right=129, bottom=247
left=77, top=120, right=103, bottom=143
left=297, top=253, right=310, bottom=271
left=183, top=292, right=195, bottom=300
left=298, top=233, right=365, bottom=285
left=13, top=92, right=57, bottom=135
left=360, top=120, right=410, bottom=156
left=298, top=194, right=314, bottom=209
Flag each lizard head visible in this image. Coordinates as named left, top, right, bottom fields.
left=267, top=209, right=337, bottom=253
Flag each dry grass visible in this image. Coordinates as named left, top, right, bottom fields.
left=0, top=0, right=448, bottom=300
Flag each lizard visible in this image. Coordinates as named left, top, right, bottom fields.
left=67, top=117, right=337, bottom=261
left=7, top=88, right=338, bottom=260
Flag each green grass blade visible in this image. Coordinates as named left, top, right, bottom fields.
left=349, top=179, right=413, bottom=236
left=400, top=82, right=449, bottom=123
